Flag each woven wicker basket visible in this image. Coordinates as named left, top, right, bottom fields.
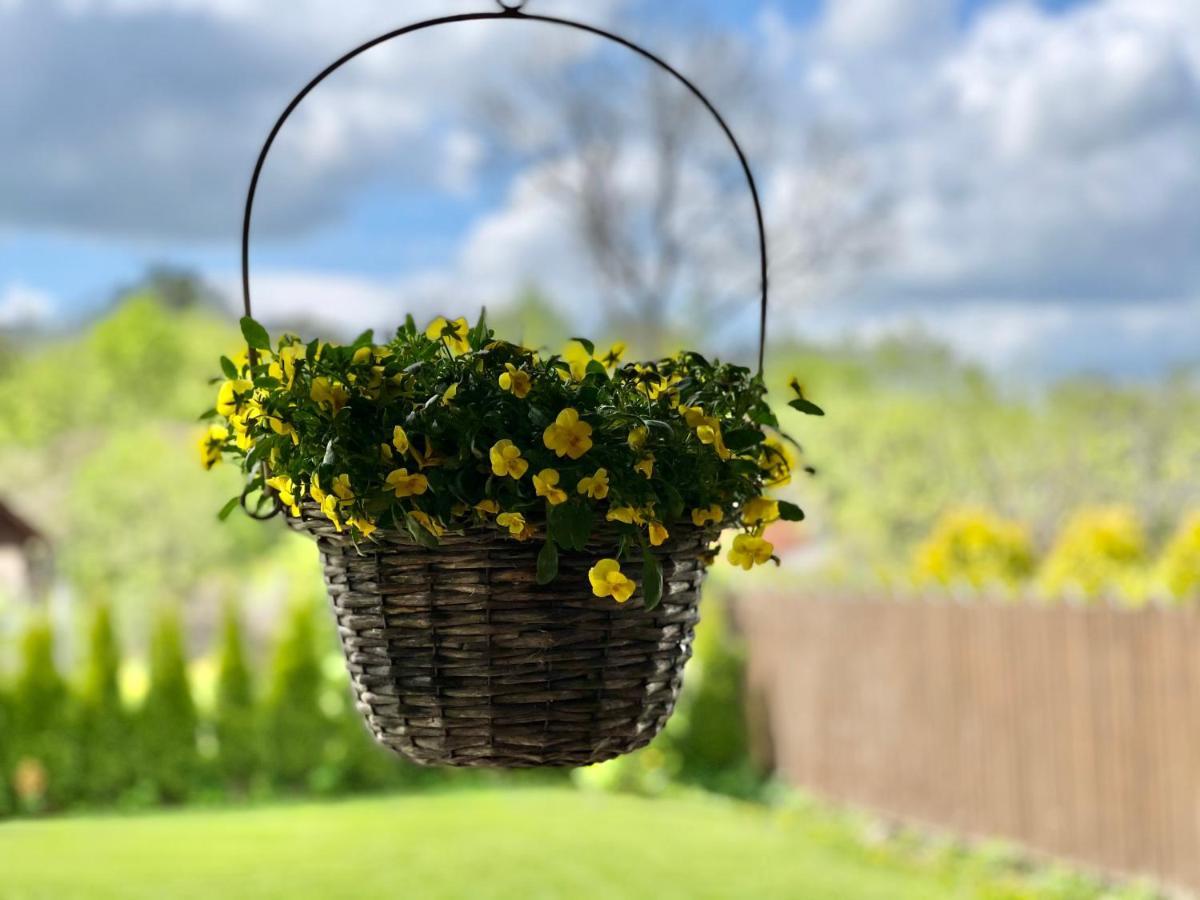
left=291, top=503, right=717, bottom=767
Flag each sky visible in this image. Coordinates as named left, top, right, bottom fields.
left=0, top=0, right=1197, bottom=380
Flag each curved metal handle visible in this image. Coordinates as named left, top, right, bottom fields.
left=241, top=5, right=770, bottom=372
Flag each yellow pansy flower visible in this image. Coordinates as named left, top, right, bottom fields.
left=265, top=475, right=301, bottom=517
left=759, top=435, right=794, bottom=486
left=600, top=342, right=626, bottom=367
left=606, top=506, right=645, bottom=526
left=648, top=522, right=669, bottom=547
left=331, top=474, right=354, bottom=504
left=269, top=343, right=303, bottom=387
left=588, top=559, right=636, bottom=603
left=489, top=439, right=529, bottom=479
left=347, top=516, right=377, bottom=538
left=533, top=469, right=568, bottom=505
left=392, top=425, right=410, bottom=454
left=411, top=436, right=444, bottom=469
left=727, top=534, right=774, bottom=570
left=266, top=415, right=298, bottom=444
left=627, top=426, right=649, bottom=451
left=577, top=468, right=609, bottom=500
left=310, top=377, right=349, bottom=414
left=198, top=425, right=227, bottom=470
left=475, top=499, right=500, bottom=516
left=386, top=468, right=429, bottom=498
left=410, top=510, right=445, bottom=538
left=352, top=346, right=373, bottom=365
left=498, top=363, right=532, bottom=398
left=426, top=316, right=471, bottom=354
left=380, top=443, right=394, bottom=462
left=634, top=454, right=655, bottom=479
left=691, top=505, right=724, bottom=528
left=309, top=475, right=327, bottom=504
left=216, top=379, right=254, bottom=417
left=441, top=383, right=458, bottom=405
left=320, top=494, right=344, bottom=532
left=543, top=408, right=593, bottom=459
left=741, top=497, right=780, bottom=526
left=497, top=511, right=526, bottom=537
left=563, top=340, right=592, bottom=381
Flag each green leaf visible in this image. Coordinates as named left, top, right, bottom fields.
left=569, top=337, right=595, bottom=356
left=642, top=551, right=663, bottom=611
left=585, top=360, right=608, bottom=379
left=253, top=375, right=281, bottom=390
left=724, top=428, right=765, bottom=452
left=536, top=540, right=559, bottom=585
left=404, top=513, right=439, bottom=548
left=219, top=356, right=239, bottom=380
left=777, top=500, right=806, bottom=522
left=239, top=316, right=272, bottom=352
left=788, top=397, right=825, bottom=417
left=548, top=502, right=595, bottom=552
left=217, top=496, right=241, bottom=521
left=748, top=406, right=780, bottom=428
left=197, top=408, right=219, bottom=421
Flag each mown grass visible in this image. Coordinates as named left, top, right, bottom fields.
left=0, top=787, right=965, bottom=900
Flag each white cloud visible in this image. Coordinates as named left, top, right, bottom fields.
left=0, top=284, right=55, bottom=328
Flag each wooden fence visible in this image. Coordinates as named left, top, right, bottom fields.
left=738, top=594, right=1200, bottom=894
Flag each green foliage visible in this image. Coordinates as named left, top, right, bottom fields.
left=1038, top=506, right=1148, bottom=603
left=913, top=507, right=1035, bottom=591
left=1157, top=512, right=1200, bottom=603
left=261, top=602, right=328, bottom=790
left=0, top=687, right=13, bottom=816
left=137, top=610, right=198, bottom=803
left=77, top=603, right=135, bottom=804
left=207, top=314, right=804, bottom=592
left=665, top=595, right=761, bottom=796
left=213, top=602, right=258, bottom=792
left=9, top=617, right=77, bottom=810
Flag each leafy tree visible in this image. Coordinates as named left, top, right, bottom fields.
left=77, top=602, right=135, bottom=804
left=137, top=610, right=198, bottom=803
left=213, top=602, right=259, bottom=792
left=261, top=602, right=328, bottom=790
left=9, top=618, right=77, bottom=810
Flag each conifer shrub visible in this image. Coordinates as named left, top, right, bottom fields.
left=213, top=601, right=259, bottom=793
left=77, top=602, right=134, bottom=804
left=261, top=601, right=328, bottom=790
left=137, top=609, right=199, bottom=803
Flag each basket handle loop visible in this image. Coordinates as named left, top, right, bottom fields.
left=241, top=3, right=770, bottom=373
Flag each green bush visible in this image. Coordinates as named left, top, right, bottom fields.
left=261, top=602, right=328, bottom=790
left=9, top=618, right=78, bottom=811
left=77, top=603, right=135, bottom=804
left=213, top=602, right=259, bottom=792
left=0, top=686, right=13, bottom=816
left=137, top=610, right=198, bottom=803
left=912, top=507, right=1035, bottom=591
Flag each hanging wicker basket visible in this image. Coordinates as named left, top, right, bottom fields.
left=239, top=1, right=771, bottom=767
left=292, top=504, right=715, bottom=766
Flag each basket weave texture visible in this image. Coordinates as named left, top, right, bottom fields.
left=291, top=503, right=716, bottom=767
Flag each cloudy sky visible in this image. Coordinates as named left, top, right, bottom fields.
left=1, top=0, right=1197, bottom=379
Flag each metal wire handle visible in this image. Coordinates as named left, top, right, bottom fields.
left=240, top=1, right=770, bottom=372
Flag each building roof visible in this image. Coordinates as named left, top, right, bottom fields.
left=0, top=498, right=42, bottom=547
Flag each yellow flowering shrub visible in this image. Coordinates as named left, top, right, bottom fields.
left=912, top=507, right=1034, bottom=590
left=1038, top=506, right=1147, bottom=602
left=1157, top=512, right=1200, bottom=603
left=202, top=313, right=818, bottom=605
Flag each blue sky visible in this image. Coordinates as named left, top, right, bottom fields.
left=1, top=0, right=1197, bottom=379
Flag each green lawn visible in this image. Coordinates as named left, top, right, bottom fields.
left=0, top=787, right=960, bottom=900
